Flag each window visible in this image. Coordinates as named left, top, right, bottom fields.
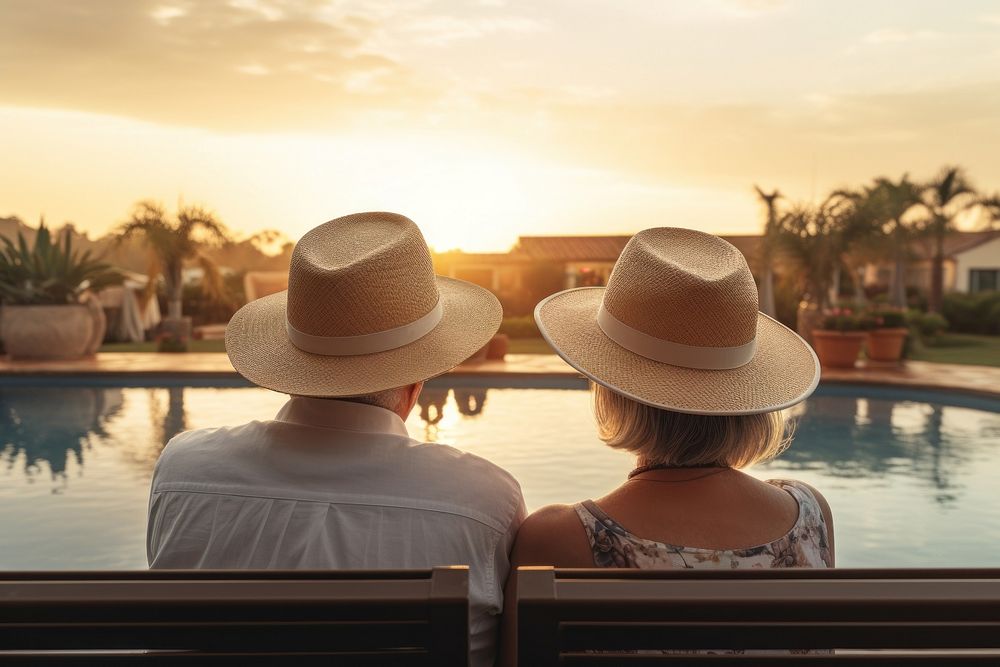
left=969, top=269, right=999, bottom=292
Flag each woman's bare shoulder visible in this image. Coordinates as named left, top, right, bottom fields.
left=511, top=503, right=595, bottom=568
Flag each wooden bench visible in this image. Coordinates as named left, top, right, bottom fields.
left=515, top=567, right=1000, bottom=665
left=0, top=567, right=469, bottom=666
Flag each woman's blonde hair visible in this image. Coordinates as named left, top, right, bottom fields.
left=592, top=383, right=791, bottom=469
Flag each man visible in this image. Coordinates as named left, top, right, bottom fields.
left=147, top=212, right=525, bottom=666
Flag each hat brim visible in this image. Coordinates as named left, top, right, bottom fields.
left=535, top=287, right=820, bottom=415
left=226, top=276, right=502, bottom=397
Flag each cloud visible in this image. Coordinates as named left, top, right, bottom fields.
left=723, top=0, right=788, bottom=14
left=0, top=0, right=421, bottom=129
left=401, top=15, right=545, bottom=46
left=2, top=0, right=999, bottom=207
left=863, top=28, right=943, bottom=44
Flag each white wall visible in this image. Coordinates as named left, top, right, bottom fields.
left=954, top=237, right=1000, bottom=292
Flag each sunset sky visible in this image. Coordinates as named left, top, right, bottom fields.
left=2, top=0, right=999, bottom=251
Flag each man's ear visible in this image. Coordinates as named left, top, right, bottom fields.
left=400, top=381, right=424, bottom=419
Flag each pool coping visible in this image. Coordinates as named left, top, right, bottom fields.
left=1, top=353, right=998, bottom=400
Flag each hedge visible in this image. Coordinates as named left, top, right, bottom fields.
left=941, top=291, right=1000, bottom=335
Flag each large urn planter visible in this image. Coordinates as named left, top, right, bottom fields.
left=866, top=327, right=908, bottom=363
left=0, top=304, right=94, bottom=360
left=812, top=330, right=866, bottom=369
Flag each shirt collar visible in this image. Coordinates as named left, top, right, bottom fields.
left=274, top=396, right=410, bottom=438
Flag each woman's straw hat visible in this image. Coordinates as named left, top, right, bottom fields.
left=226, top=212, right=502, bottom=397
left=535, top=228, right=820, bottom=415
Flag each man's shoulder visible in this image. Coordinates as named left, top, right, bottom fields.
left=160, top=421, right=259, bottom=454
left=153, top=421, right=265, bottom=480
left=405, top=439, right=523, bottom=503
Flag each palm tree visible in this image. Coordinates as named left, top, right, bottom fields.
left=773, top=193, right=862, bottom=312
left=116, top=201, right=230, bottom=321
left=852, top=175, right=925, bottom=308
left=829, top=189, right=885, bottom=306
left=978, top=193, right=1000, bottom=229
left=922, top=166, right=977, bottom=313
left=753, top=185, right=782, bottom=317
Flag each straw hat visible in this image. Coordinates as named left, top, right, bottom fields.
left=534, top=228, right=820, bottom=415
left=226, top=212, right=502, bottom=397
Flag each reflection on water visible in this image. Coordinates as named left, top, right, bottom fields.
left=0, top=388, right=123, bottom=483
left=0, top=381, right=998, bottom=569
left=417, top=386, right=489, bottom=438
left=777, top=395, right=977, bottom=506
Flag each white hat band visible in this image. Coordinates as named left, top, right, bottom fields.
left=597, top=304, right=757, bottom=370
left=286, top=299, right=443, bottom=356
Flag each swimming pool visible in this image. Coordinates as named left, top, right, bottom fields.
left=1, top=377, right=998, bottom=569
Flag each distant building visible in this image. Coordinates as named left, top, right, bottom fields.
left=433, top=231, right=998, bottom=314
left=863, top=230, right=1000, bottom=294
left=944, top=232, right=1000, bottom=293
left=435, top=234, right=765, bottom=291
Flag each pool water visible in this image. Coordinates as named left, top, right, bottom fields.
left=1, top=380, right=998, bottom=569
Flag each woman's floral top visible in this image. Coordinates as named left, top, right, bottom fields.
left=574, top=479, right=832, bottom=570
left=573, top=479, right=833, bottom=655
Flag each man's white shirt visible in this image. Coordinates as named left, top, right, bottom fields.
left=147, top=396, right=526, bottom=667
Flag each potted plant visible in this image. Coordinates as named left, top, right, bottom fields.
left=0, top=224, right=121, bottom=360
left=865, top=308, right=909, bottom=363
left=811, top=308, right=873, bottom=369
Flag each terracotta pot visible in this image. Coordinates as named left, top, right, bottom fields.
left=811, top=330, right=866, bottom=369
left=486, top=333, right=509, bottom=360
left=0, top=304, right=94, bottom=360
left=866, top=327, right=909, bottom=363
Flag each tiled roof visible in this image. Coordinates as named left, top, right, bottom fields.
left=942, top=231, right=1000, bottom=257
left=433, top=251, right=532, bottom=265
left=511, top=230, right=997, bottom=264
left=514, top=234, right=764, bottom=263
left=513, top=236, right=631, bottom=261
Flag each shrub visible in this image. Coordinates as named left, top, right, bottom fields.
left=942, top=292, right=1000, bottom=335
left=869, top=308, right=907, bottom=329
left=915, top=312, right=948, bottom=340
left=499, top=315, right=540, bottom=338
left=820, top=308, right=875, bottom=332
left=156, top=331, right=189, bottom=353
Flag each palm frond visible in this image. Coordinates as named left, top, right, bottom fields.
left=194, top=252, right=226, bottom=304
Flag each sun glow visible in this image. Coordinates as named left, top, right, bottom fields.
left=265, top=133, right=539, bottom=251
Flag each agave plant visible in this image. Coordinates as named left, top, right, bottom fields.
left=0, top=222, right=123, bottom=305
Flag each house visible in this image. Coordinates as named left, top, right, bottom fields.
left=434, top=234, right=765, bottom=292
left=434, top=230, right=998, bottom=317
left=950, top=232, right=1000, bottom=293
left=864, top=230, right=1000, bottom=294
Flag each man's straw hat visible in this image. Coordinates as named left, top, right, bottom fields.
left=226, top=212, right=502, bottom=397
left=535, top=228, right=820, bottom=415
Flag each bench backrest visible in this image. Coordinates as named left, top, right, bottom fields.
left=516, top=567, right=1000, bottom=665
left=0, top=567, right=469, bottom=666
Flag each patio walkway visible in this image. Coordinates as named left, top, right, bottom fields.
left=0, top=353, right=997, bottom=398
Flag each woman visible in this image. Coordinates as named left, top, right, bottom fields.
left=500, top=227, right=832, bottom=660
